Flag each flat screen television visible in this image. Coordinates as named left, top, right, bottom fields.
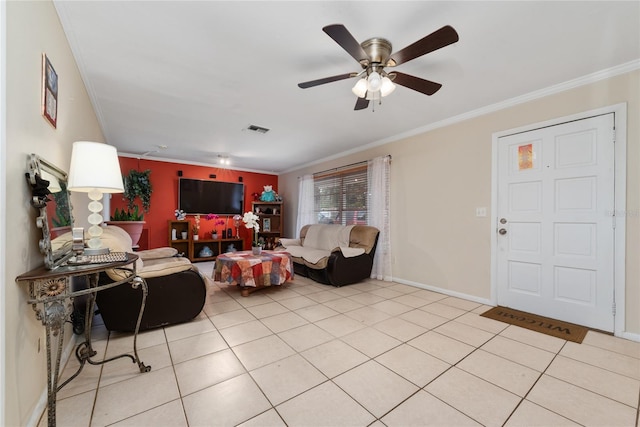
left=178, top=178, right=244, bottom=215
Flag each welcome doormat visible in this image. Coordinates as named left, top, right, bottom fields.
left=480, top=306, right=589, bottom=343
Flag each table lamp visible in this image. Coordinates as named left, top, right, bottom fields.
left=67, top=141, right=124, bottom=255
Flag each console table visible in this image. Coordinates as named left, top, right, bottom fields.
left=16, top=254, right=151, bottom=427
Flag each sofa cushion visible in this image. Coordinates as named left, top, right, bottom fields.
left=303, top=224, right=353, bottom=251
left=138, top=247, right=178, bottom=261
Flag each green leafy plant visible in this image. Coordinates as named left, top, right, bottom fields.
left=112, top=206, right=144, bottom=221
left=112, top=169, right=152, bottom=221
left=123, top=169, right=152, bottom=213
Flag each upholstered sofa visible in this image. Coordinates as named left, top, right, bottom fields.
left=94, top=225, right=208, bottom=332
left=278, top=224, right=379, bottom=286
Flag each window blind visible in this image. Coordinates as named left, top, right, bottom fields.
left=313, top=163, right=368, bottom=226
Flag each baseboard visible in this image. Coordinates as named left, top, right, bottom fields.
left=26, top=334, right=77, bottom=427
left=392, top=277, right=493, bottom=306
left=619, top=331, right=640, bottom=343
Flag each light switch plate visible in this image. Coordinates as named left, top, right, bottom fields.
left=476, top=207, right=487, bottom=217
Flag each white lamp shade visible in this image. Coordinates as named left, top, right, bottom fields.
left=380, top=76, right=396, bottom=97
left=351, top=78, right=368, bottom=98
left=67, top=141, right=124, bottom=193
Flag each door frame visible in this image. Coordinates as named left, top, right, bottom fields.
left=490, top=103, right=627, bottom=337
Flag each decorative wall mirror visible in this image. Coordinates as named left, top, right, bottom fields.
left=26, top=154, right=75, bottom=269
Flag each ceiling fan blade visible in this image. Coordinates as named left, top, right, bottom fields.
left=323, top=24, right=370, bottom=64
left=387, top=25, right=459, bottom=67
left=354, top=97, right=369, bottom=110
left=391, top=72, right=443, bottom=95
left=298, top=73, right=355, bottom=89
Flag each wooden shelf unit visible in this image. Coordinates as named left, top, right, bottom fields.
left=168, top=220, right=243, bottom=262
left=252, top=201, right=283, bottom=250
left=168, top=220, right=190, bottom=257
left=191, top=238, right=243, bottom=262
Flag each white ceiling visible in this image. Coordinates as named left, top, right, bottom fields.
left=54, top=1, right=640, bottom=173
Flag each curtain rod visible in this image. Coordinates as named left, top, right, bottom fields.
left=311, top=154, right=391, bottom=177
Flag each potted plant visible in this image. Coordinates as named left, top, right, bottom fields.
left=107, top=169, right=152, bottom=246
left=206, top=214, right=225, bottom=239
left=242, top=211, right=263, bottom=255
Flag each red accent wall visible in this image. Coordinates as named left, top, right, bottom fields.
left=112, top=157, right=278, bottom=250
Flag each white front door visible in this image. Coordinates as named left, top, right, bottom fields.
left=496, top=113, right=615, bottom=331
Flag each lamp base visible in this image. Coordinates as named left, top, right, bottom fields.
left=83, top=247, right=110, bottom=256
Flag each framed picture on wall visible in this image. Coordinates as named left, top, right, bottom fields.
left=263, top=218, right=271, bottom=232
left=42, top=53, right=58, bottom=128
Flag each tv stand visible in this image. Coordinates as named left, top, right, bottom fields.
left=168, top=220, right=243, bottom=261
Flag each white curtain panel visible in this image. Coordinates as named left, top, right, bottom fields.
left=368, top=156, right=392, bottom=281
left=296, top=174, right=315, bottom=237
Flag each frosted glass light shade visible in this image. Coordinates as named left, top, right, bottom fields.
left=352, top=78, right=368, bottom=98
left=380, top=77, right=396, bottom=97
left=367, top=71, right=382, bottom=92
left=67, top=141, right=124, bottom=193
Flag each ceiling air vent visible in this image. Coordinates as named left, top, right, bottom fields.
left=246, top=124, right=270, bottom=134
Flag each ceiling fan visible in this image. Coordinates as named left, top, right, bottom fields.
left=298, top=24, right=459, bottom=110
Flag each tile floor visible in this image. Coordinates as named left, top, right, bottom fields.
left=43, top=262, right=640, bottom=426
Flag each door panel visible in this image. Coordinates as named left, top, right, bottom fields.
left=497, top=114, right=615, bottom=331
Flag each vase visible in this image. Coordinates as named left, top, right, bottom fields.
left=252, top=246, right=262, bottom=256
left=106, top=221, right=146, bottom=247
left=193, top=235, right=199, bottom=241
left=212, top=232, right=218, bottom=240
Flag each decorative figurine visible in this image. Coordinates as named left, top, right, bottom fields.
left=260, top=185, right=278, bottom=202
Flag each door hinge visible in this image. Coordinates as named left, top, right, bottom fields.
left=612, top=214, right=616, bottom=229
left=612, top=301, right=616, bottom=316
left=612, top=127, right=616, bottom=143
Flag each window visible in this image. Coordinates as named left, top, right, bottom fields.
left=314, top=163, right=368, bottom=226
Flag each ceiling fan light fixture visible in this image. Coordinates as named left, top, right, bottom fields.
left=352, top=78, right=368, bottom=98
left=380, top=76, right=396, bottom=97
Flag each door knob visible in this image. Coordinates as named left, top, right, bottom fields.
left=498, top=228, right=507, bottom=235
left=499, top=218, right=507, bottom=224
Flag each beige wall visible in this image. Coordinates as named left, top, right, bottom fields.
left=4, top=1, right=104, bottom=425
left=279, top=70, right=640, bottom=335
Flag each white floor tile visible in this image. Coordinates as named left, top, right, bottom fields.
left=375, top=344, right=451, bottom=387
left=276, top=381, right=375, bottom=426
left=250, top=354, right=327, bottom=405
left=527, top=375, right=637, bottom=426
left=174, top=348, right=245, bottom=396
left=182, top=373, right=272, bottom=426
left=505, top=400, right=580, bottom=426
left=341, top=327, right=402, bottom=358
left=333, top=360, right=418, bottom=418
left=382, top=389, right=481, bottom=426
left=232, top=334, right=295, bottom=371
left=218, top=319, right=273, bottom=347
left=167, top=329, right=229, bottom=365
left=426, top=367, right=521, bottom=426
left=301, top=339, right=369, bottom=378
left=91, top=366, right=179, bottom=426
left=408, top=331, right=475, bottom=364
left=108, top=399, right=188, bottom=427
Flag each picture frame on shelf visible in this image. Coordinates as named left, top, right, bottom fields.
left=42, top=53, right=58, bottom=128
left=263, top=218, right=271, bottom=232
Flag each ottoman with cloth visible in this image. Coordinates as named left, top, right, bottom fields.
left=277, top=224, right=379, bottom=286
left=215, top=250, right=294, bottom=296
left=94, top=225, right=208, bottom=332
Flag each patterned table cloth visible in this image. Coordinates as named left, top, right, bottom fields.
left=214, top=250, right=294, bottom=293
